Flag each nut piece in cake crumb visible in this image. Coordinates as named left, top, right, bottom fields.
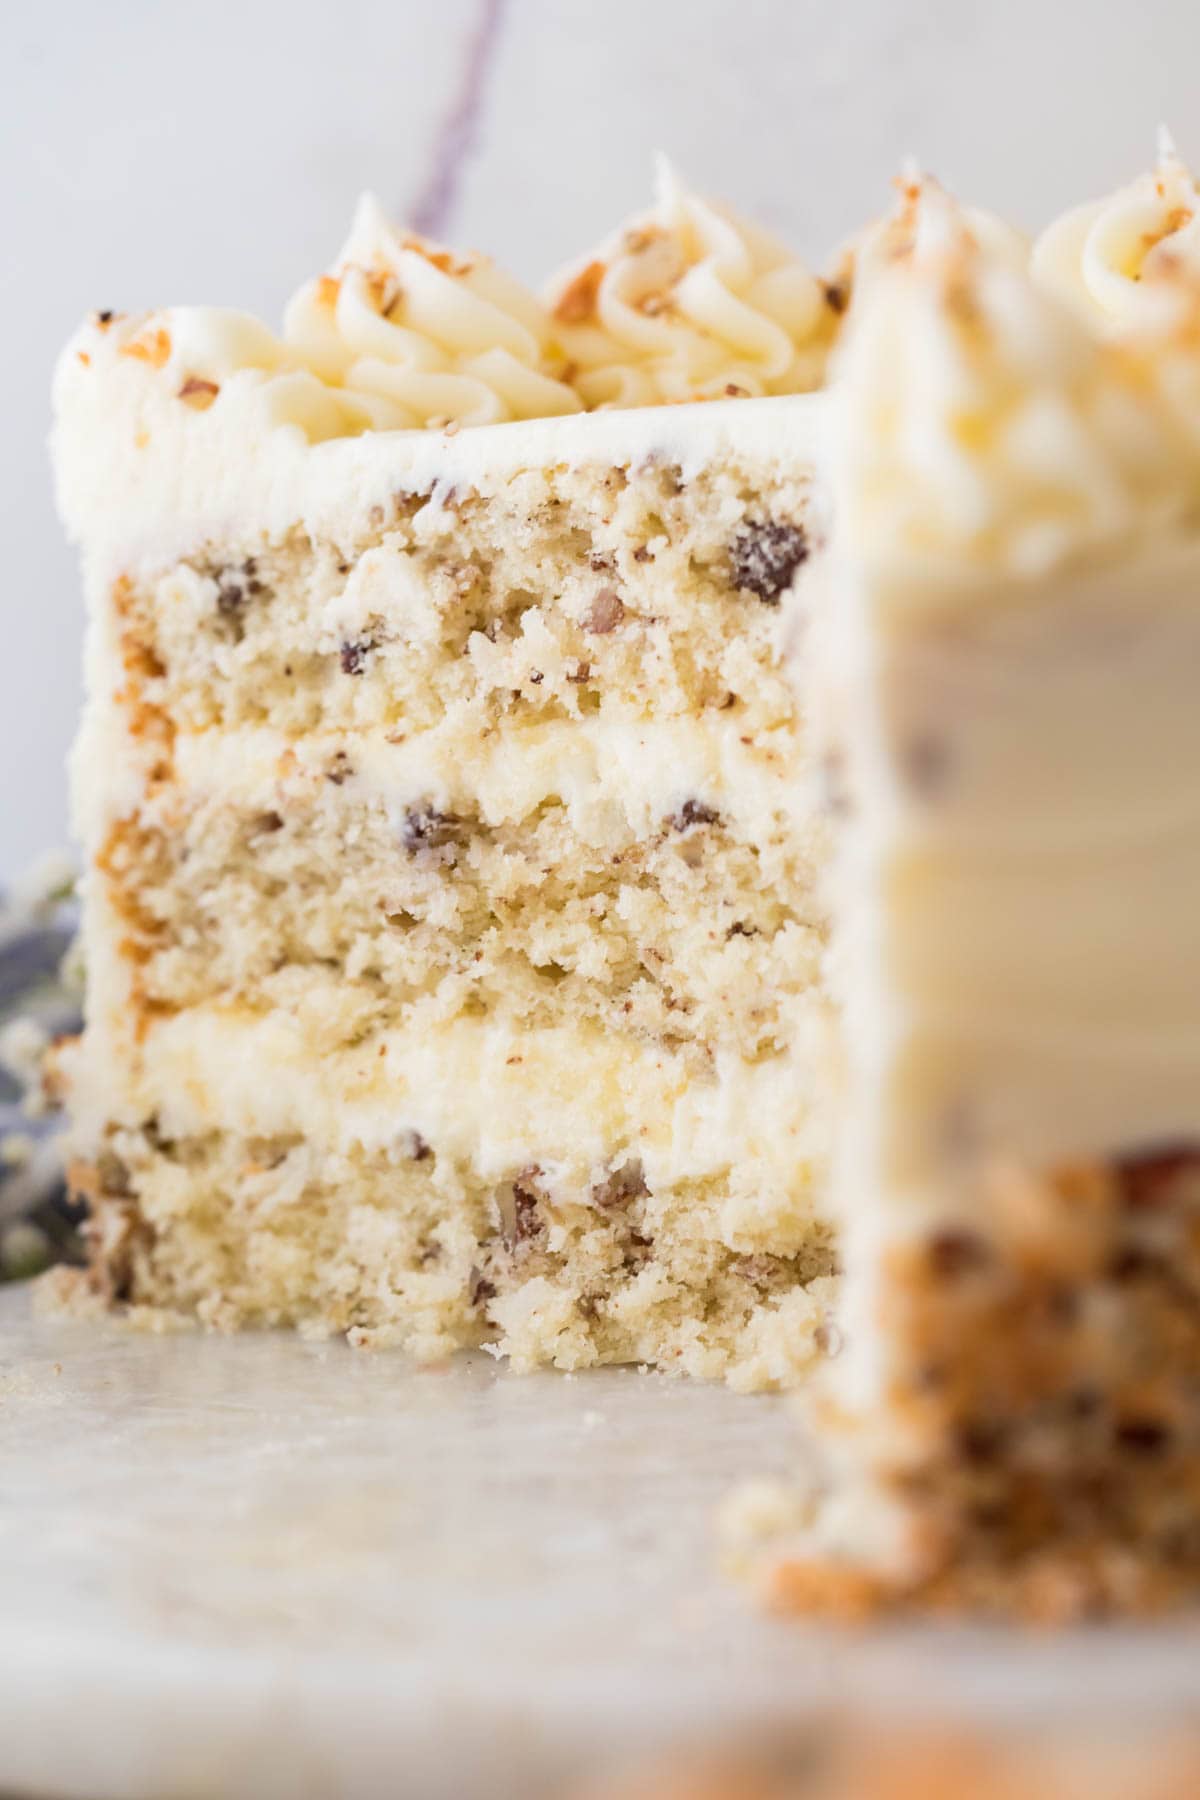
left=729, top=520, right=809, bottom=603
left=497, top=1166, right=545, bottom=1253
left=214, top=559, right=268, bottom=619
left=668, top=798, right=721, bottom=832
left=401, top=805, right=462, bottom=859
left=592, top=1158, right=648, bottom=1209
left=583, top=587, right=626, bottom=634
left=339, top=636, right=376, bottom=675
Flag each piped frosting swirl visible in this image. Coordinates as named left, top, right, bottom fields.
left=71, top=171, right=845, bottom=439
left=545, top=157, right=840, bottom=406
left=144, top=195, right=583, bottom=437
left=836, top=177, right=1200, bottom=586
left=1032, top=131, right=1200, bottom=331
left=280, top=195, right=582, bottom=426
left=838, top=161, right=1028, bottom=298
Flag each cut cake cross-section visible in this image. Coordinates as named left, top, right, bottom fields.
left=51, top=174, right=840, bottom=1391
left=50, top=148, right=1200, bottom=1614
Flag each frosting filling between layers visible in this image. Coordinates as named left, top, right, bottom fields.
left=162, top=716, right=809, bottom=843
left=70, top=1003, right=828, bottom=1228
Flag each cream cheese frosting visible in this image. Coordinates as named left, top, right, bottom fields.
left=279, top=194, right=583, bottom=426
left=1033, top=130, right=1200, bottom=331
left=834, top=179, right=1200, bottom=585
left=820, top=194, right=1200, bottom=1465
left=546, top=156, right=839, bottom=405
left=58, top=167, right=844, bottom=447
left=74, top=1000, right=825, bottom=1201
left=838, top=165, right=1028, bottom=299
left=78, top=195, right=584, bottom=440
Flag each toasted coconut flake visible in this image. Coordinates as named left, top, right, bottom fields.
left=364, top=267, right=402, bottom=315
left=120, top=326, right=172, bottom=369
left=554, top=259, right=605, bottom=325
left=178, top=375, right=220, bottom=411
left=400, top=236, right=477, bottom=278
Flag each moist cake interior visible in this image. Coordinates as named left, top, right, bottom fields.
left=60, top=380, right=839, bottom=1388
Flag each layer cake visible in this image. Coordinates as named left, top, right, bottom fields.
left=52, top=145, right=1200, bottom=1606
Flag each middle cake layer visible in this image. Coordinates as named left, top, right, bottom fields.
left=99, top=718, right=824, bottom=1066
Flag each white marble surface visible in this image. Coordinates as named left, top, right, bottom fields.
left=6, top=0, right=1200, bottom=875
left=4, top=1286, right=1200, bottom=1798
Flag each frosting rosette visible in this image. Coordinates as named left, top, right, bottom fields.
left=122, top=196, right=584, bottom=440
left=1033, top=131, right=1200, bottom=331
left=280, top=194, right=582, bottom=427
left=835, top=180, right=1198, bottom=584
left=545, top=157, right=840, bottom=406
left=837, top=163, right=1028, bottom=299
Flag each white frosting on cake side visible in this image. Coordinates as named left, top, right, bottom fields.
left=821, top=189, right=1200, bottom=1464
left=53, top=314, right=828, bottom=582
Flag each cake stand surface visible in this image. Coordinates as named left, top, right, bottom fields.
left=3, top=1286, right=1200, bottom=1799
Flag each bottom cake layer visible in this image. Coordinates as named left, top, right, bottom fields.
left=65, top=1121, right=838, bottom=1390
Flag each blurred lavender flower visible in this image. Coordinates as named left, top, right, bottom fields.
left=0, top=852, right=84, bottom=1279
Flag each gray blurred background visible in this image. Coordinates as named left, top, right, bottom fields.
left=4, top=0, right=1198, bottom=878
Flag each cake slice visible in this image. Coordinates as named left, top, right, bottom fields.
left=52, top=176, right=842, bottom=1389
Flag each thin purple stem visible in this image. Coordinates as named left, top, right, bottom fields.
left=407, top=0, right=510, bottom=240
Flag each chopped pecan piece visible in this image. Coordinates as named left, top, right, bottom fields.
left=668, top=798, right=720, bottom=832
left=729, top=519, right=809, bottom=602
left=469, top=1267, right=496, bottom=1308
left=592, top=1159, right=648, bottom=1209
left=214, top=558, right=268, bottom=619
left=401, top=806, right=462, bottom=856
left=583, top=587, right=625, bottom=634
left=496, top=1167, right=545, bottom=1253
left=340, top=636, right=376, bottom=675
left=1116, top=1144, right=1200, bottom=1210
